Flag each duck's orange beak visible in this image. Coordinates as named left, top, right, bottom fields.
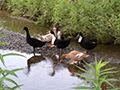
left=49, top=43, right=54, bottom=47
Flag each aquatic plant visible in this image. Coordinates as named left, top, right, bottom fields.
left=0, top=34, right=25, bottom=90
left=73, top=58, right=120, bottom=90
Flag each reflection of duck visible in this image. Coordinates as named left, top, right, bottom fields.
left=27, top=55, right=45, bottom=73
left=77, top=32, right=97, bottom=52
left=60, top=50, right=89, bottom=64
left=68, top=64, right=85, bottom=75
left=22, top=27, right=46, bottom=55
left=50, top=30, right=71, bottom=55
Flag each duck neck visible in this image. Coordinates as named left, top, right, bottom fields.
left=25, top=29, right=31, bottom=39
left=51, top=34, right=56, bottom=45
left=78, top=36, right=83, bottom=43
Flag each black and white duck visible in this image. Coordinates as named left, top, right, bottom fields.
left=22, top=27, right=46, bottom=55
left=50, top=30, right=71, bottom=55
left=77, top=32, right=97, bottom=52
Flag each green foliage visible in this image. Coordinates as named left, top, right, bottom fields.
left=4, top=0, right=120, bottom=44
left=0, top=34, right=25, bottom=90
left=73, top=58, right=120, bottom=90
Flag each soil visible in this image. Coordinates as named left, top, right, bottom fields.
left=0, top=28, right=120, bottom=64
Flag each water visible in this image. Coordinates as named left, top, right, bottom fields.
left=0, top=50, right=91, bottom=90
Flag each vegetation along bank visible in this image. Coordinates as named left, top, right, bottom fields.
left=1, top=0, right=120, bottom=44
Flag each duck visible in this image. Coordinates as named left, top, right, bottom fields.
left=50, top=30, right=71, bottom=55
left=60, top=50, right=89, bottom=64
left=53, top=22, right=64, bottom=40
left=37, top=23, right=64, bottom=47
left=77, top=32, right=97, bottom=52
left=37, top=31, right=55, bottom=47
left=21, top=27, right=46, bottom=55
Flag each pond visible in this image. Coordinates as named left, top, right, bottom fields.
left=0, top=10, right=120, bottom=90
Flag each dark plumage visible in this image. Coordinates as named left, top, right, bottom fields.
left=50, top=30, right=71, bottom=55
left=77, top=32, right=97, bottom=51
left=22, top=27, right=46, bottom=55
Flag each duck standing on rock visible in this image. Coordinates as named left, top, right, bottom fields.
left=77, top=32, right=97, bottom=52
left=60, top=50, right=89, bottom=64
left=21, top=27, right=46, bottom=56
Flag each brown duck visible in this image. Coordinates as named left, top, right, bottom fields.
left=60, top=50, right=89, bottom=64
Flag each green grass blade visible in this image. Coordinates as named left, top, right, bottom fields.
left=75, top=73, right=94, bottom=81
left=100, top=67, right=117, bottom=73
left=5, top=68, right=24, bottom=76
left=3, top=53, right=26, bottom=58
left=0, top=42, right=9, bottom=46
left=76, top=79, right=91, bottom=87
left=106, top=78, right=120, bottom=82
left=12, top=84, right=24, bottom=90
left=3, top=70, right=18, bottom=77
left=0, top=34, right=5, bottom=37
left=107, top=88, right=120, bottom=90
left=75, top=65, right=95, bottom=77
left=99, top=61, right=109, bottom=69
left=100, top=71, right=119, bottom=76
left=0, top=68, right=3, bottom=76
left=4, top=78, right=19, bottom=87
left=0, top=53, right=6, bottom=66
left=73, top=86, right=94, bottom=89
left=99, top=75, right=108, bottom=87
left=83, top=61, right=95, bottom=71
left=104, top=80, right=115, bottom=88
left=2, top=87, right=11, bottom=89
left=12, top=68, right=25, bottom=72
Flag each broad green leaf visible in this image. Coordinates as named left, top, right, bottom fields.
left=75, top=65, right=95, bottom=77
left=0, top=53, right=5, bottom=66
left=0, top=42, right=9, bottom=46
left=3, top=70, right=18, bottom=77
left=4, top=78, right=19, bottom=87
left=73, top=86, right=94, bottom=89
left=3, top=53, right=26, bottom=58
left=83, top=61, right=95, bottom=71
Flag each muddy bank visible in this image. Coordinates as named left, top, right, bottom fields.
left=0, top=28, right=120, bottom=64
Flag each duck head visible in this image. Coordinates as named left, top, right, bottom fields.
left=77, top=32, right=83, bottom=37
left=21, top=27, right=28, bottom=31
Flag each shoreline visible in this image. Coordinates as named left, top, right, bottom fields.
left=0, top=28, right=120, bottom=64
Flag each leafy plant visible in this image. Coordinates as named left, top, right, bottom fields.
left=73, top=58, right=120, bottom=90
left=0, top=34, right=25, bottom=90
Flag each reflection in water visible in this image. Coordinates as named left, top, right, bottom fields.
left=27, top=55, right=45, bottom=73
left=27, top=54, right=86, bottom=77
